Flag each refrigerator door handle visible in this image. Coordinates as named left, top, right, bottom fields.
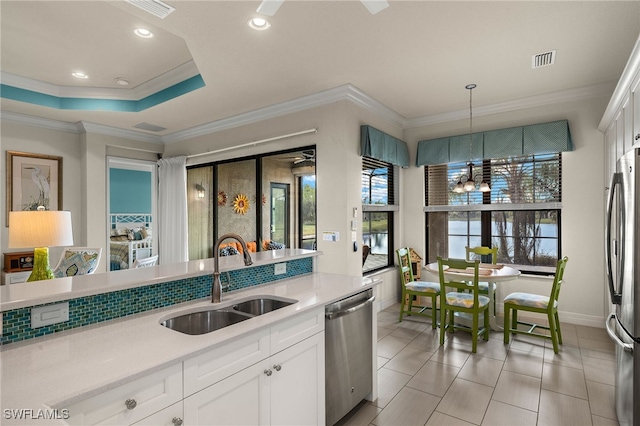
left=606, top=313, right=634, bottom=353
left=606, top=172, right=623, bottom=305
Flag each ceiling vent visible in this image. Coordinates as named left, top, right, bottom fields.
left=133, top=122, right=167, bottom=132
left=125, top=0, right=175, bottom=19
left=532, top=50, right=556, bottom=69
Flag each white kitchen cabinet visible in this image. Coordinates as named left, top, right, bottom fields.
left=132, top=401, right=183, bottom=426
left=631, top=69, right=640, bottom=149
left=184, top=332, right=324, bottom=426
left=65, top=364, right=182, bottom=425
left=183, top=308, right=325, bottom=426
left=269, top=331, right=324, bottom=425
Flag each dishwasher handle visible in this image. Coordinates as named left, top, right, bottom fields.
left=325, top=295, right=375, bottom=320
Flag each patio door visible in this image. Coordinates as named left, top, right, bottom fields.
left=270, top=183, right=289, bottom=245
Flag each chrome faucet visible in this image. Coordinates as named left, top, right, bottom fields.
left=212, top=233, right=253, bottom=303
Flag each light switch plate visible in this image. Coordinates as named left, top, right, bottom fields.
left=274, top=263, right=287, bottom=275
left=31, top=302, right=69, bottom=328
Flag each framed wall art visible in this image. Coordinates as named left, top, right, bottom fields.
left=6, top=151, right=63, bottom=224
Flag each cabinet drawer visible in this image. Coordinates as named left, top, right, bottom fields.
left=65, top=364, right=182, bottom=425
left=270, top=308, right=324, bottom=354
left=183, top=328, right=270, bottom=396
left=132, top=401, right=183, bottom=426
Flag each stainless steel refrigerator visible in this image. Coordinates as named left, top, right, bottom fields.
left=606, top=147, right=640, bottom=426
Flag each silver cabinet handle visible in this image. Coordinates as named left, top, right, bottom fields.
left=172, top=417, right=183, bottom=426
left=125, top=399, right=137, bottom=410
left=273, top=364, right=281, bottom=371
left=264, top=369, right=272, bottom=376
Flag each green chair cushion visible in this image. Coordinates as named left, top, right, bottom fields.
left=504, top=292, right=557, bottom=309
left=406, top=281, right=440, bottom=294
left=445, top=292, right=490, bottom=308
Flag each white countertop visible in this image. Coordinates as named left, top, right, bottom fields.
left=0, top=249, right=319, bottom=311
left=0, top=271, right=380, bottom=425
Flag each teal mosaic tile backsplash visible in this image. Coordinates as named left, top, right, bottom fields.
left=1, top=257, right=312, bottom=346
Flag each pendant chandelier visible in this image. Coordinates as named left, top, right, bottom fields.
left=453, top=84, right=491, bottom=193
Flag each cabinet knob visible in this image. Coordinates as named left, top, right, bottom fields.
left=172, top=417, right=183, bottom=426
left=125, top=398, right=137, bottom=410
left=264, top=369, right=272, bottom=376
left=273, top=364, right=282, bottom=371
left=636, top=133, right=640, bottom=141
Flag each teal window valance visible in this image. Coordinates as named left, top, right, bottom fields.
left=361, top=125, right=410, bottom=168
left=416, top=119, right=573, bottom=166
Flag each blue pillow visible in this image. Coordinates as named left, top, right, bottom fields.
left=219, top=246, right=239, bottom=256
left=267, top=241, right=285, bottom=250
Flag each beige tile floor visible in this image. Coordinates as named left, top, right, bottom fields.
left=337, top=304, right=619, bottom=426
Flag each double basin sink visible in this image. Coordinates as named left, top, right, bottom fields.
left=161, top=296, right=297, bottom=335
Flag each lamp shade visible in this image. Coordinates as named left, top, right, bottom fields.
left=8, top=210, right=74, bottom=249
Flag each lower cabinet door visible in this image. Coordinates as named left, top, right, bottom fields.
left=269, top=332, right=325, bottom=426
left=184, top=360, right=269, bottom=425
left=133, top=401, right=183, bottom=426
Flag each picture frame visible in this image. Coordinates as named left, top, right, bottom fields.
left=6, top=151, right=63, bottom=225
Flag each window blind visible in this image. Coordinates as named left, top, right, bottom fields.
left=425, top=153, right=562, bottom=210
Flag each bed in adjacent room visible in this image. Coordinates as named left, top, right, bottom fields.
left=109, top=214, right=153, bottom=270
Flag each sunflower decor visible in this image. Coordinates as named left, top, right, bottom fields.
left=233, top=193, right=250, bottom=215
left=217, top=191, right=227, bottom=206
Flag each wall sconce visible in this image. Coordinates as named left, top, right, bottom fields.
left=195, top=183, right=205, bottom=199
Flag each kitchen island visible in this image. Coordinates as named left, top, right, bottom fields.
left=1, top=251, right=381, bottom=425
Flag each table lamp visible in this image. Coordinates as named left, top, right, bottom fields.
left=7, top=207, right=74, bottom=281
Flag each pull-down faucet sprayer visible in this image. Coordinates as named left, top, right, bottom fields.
left=211, top=233, right=253, bottom=303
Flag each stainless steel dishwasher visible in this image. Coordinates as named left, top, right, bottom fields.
left=325, top=288, right=375, bottom=426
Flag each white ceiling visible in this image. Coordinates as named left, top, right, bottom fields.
left=1, top=1, right=639, bottom=143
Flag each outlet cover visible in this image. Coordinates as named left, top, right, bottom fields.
left=31, top=302, right=69, bottom=328
left=274, top=263, right=287, bottom=275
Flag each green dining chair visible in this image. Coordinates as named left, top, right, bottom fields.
left=503, top=256, right=569, bottom=353
left=465, top=246, right=498, bottom=309
left=397, top=248, right=440, bottom=329
left=437, top=257, right=490, bottom=353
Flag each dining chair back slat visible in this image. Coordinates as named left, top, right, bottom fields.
left=503, top=256, right=569, bottom=353
left=437, top=257, right=490, bottom=353
left=397, top=248, right=440, bottom=328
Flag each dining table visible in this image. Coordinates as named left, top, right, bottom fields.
left=424, top=261, right=521, bottom=331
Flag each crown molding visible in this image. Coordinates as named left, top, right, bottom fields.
left=0, top=110, right=80, bottom=133
left=3, top=81, right=616, bottom=145
left=163, top=83, right=404, bottom=143
left=77, top=121, right=163, bottom=144
left=404, top=81, right=615, bottom=129
left=599, top=34, right=640, bottom=131
left=0, top=60, right=199, bottom=101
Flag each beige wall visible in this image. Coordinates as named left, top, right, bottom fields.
left=1, top=92, right=610, bottom=324
left=403, top=95, right=609, bottom=326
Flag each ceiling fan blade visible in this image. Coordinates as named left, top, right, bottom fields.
left=361, top=0, right=389, bottom=15
left=256, top=0, right=284, bottom=16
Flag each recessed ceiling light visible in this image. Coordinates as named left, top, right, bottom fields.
left=248, top=17, right=271, bottom=30
left=72, top=72, right=89, bottom=79
left=115, top=78, right=130, bottom=86
left=134, top=28, right=153, bottom=38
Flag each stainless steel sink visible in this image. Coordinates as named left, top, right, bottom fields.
left=161, top=296, right=298, bottom=335
left=232, top=298, right=295, bottom=316
left=160, top=309, right=251, bottom=335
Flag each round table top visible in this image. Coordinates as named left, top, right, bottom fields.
left=424, top=262, right=521, bottom=282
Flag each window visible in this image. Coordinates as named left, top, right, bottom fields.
left=362, top=157, right=397, bottom=273
left=425, top=153, right=561, bottom=274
